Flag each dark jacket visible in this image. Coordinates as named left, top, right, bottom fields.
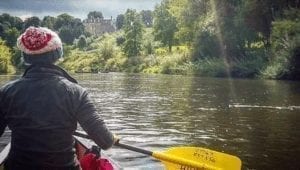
left=0, top=64, right=114, bottom=168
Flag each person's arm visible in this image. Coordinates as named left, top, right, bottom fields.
left=75, top=91, right=115, bottom=150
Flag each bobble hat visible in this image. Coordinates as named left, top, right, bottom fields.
left=17, top=26, right=63, bottom=64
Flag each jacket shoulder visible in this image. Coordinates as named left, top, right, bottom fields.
left=0, top=79, right=22, bottom=93
left=57, top=78, right=88, bottom=98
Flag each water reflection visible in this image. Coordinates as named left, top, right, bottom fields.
left=1, top=73, right=300, bottom=170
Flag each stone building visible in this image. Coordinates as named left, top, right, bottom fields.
left=83, top=17, right=116, bottom=36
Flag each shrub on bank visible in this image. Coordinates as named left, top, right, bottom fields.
left=0, top=38, right=15, bottom=74
left=261, top=8, right=300, bottom=80
left=60, top=49, right=100, bottom=73
left=192, top=58, right=228, bottom=77
left=105, top=53, right=127, bottom=72
left=231, top=55, right=267, bottom=78
left=142, top=52, right=191, bottom=74
left=61, top=33, right=123, bottom=73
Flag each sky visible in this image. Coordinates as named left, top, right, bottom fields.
left=0, top=0, right=162, bottom=20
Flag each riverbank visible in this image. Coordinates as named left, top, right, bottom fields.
left=1, top=6, right=299, bottom=80
left=56, top=33, right=272, bottom=80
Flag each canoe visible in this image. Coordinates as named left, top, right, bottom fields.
left=0, top=136, right=121, bottom=170
left=0, top=142, right=9, bottom=170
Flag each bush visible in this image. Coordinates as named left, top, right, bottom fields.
left=105, top=53, right=127, bottom=72
left=142, top=52, right=191, bottom=74
left=192, top=58, right=228, bottom=77
left=143, top=65, right=161, bottom=74
left=231, top=55, right=267, bottom=78
left=77, top=35, right=87, bottom=50
left=60, top=50, right=100, bottom=73
left=0, top=38, right=15, bottom=73
left=144, top=41, right=154, bottom=55
left=116, top=36, right=125, bottom=46
left=99, top=40, right=116, bottom=61
left=192, top=31, right=221, bottom=60
left=261, top=8, right=300, bottom=80
left=155, top=47, right=168, bottom=55
left=11, top=46, right=23, bottom=69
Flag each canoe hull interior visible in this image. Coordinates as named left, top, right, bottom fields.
left=0, top=136, right=121, bottom=170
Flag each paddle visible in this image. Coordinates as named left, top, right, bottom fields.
left=74, top=131, right=242, bottom=170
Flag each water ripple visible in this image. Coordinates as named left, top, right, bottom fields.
left=229, top=104, right=300, bottom=110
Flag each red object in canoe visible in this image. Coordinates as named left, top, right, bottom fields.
left=75, top=138, right=114, bottom=170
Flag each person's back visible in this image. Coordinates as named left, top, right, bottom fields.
left=0, top=27, right=118, bottom=170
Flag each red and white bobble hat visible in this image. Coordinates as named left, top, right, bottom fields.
left=17, top=26, right=62, bottom=55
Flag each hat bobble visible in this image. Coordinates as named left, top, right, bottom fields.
left=17, top=26, right=62, bottom=55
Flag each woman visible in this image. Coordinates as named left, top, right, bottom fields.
left=0, top=26, right=118, bottom=170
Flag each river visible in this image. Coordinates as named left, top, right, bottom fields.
left=1, top=73, right=300, bottom=170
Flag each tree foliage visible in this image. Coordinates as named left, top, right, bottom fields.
left=77, top=35, right=87, bottom=49
left=155, top=0, right=300, bottom=78
left=24, top=16, right=41, bottom=29
left=123, top=9, right=144, bottom=57
left=54, top=13, right=74, bottom=30
left=153, top=0, right=178, bottom=52
left=1, top=3, right=300, bottom=79
left=0, top=13, right=22, bottom=48
left=41, top=16, right=56, bottom=30
left=116, top=14, right=125, bottom=30
left=140, top=10, right=153, bottom=27
left=0, top=13, right=23, bottom=31
left=0, top=38, right=14, bottom=73
left=88, top=11, right=104, bottom=19
left=54, top=14, right=85, bottom=44
left=4, top=27, right=20, bottom=48
left=262, top=8, right=300, bottom=79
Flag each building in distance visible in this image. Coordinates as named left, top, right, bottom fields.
left=83, top=17, right=116, bottom=36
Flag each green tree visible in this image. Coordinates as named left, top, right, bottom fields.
left=0, top=14, right=22, bottom=44
left=24, top=16, right=41, bottom=29
left=0, top=38, right=14, bottom=73
left=167, top=0, right=193, bottom=45
left=116, top=14, right=125, bottom=30
left=140, top=10, right=153, bottom=27
left=87, top=11, right=104, bottom=19
left=242, top=0, right=273, bottom=47
left=0, top=22, right=11, bottom=39
left=4, top=27, right=20, bottom=48
left=116, top=36, right=125, bottom=46
left=242, top=0, right=300, bottom=47
left=0, top=24, right=4, bottom=38
left=263, top=8, right=300, bottom=80
left=153, top=1, right=178, bottom=52
left=123, top=9, right=144, bottom=57
left=54, top=13, right=74, bottom=30
left=59, top=26, right=74, bottom=44
left=71, top=18, right=85, bottom=39
left=77, top=35, right=87, bottom=49
left=41, top=16, right=56, bottom=30
left=0, top=13, right=23, bottom=31
left=55, top=14, right=84, bottom=44
left=11, top=46, right=22, bottom=69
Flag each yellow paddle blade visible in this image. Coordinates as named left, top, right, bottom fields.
left=153, top=147, right=241, bottom=170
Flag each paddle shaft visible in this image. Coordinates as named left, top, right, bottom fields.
left=74, top=131, right=219, bottom=170
left=73, top=131, right=153, bottom=156
left=115, top=143, right=153, bottom=156
left=74, top=131, right=241, bottom=170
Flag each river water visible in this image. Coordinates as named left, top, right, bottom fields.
left=1, top=73, right=300, bottom=170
